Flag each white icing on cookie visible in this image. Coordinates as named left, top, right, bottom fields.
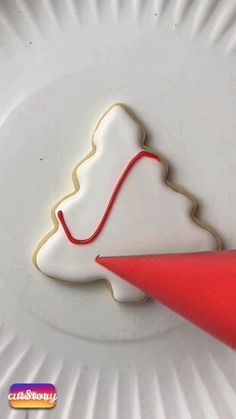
left=35, top=104, right=218, bottom=303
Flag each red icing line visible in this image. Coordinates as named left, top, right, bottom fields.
left=58, top=150, right=160, bottom=245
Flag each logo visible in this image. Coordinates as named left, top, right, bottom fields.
left=8, top=383, right=57, bottom=409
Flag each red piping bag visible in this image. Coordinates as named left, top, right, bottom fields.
left=96, top=251, right=236, bottom=348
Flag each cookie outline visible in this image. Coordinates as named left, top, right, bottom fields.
left=33, top=103, right=223, bottom=303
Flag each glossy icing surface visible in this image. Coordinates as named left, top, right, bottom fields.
left=35, top=104, right=218, bottom=302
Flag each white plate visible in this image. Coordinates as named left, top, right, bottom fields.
left=0, top=0, right=236, bottom=418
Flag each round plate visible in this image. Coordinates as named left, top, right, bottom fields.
left=0, top=0, right=236, bottom=418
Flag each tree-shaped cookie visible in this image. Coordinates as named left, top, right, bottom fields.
left=34, top=104, right=221, bottom=302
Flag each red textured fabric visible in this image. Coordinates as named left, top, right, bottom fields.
left=96, top=251, right=236, bottom=348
